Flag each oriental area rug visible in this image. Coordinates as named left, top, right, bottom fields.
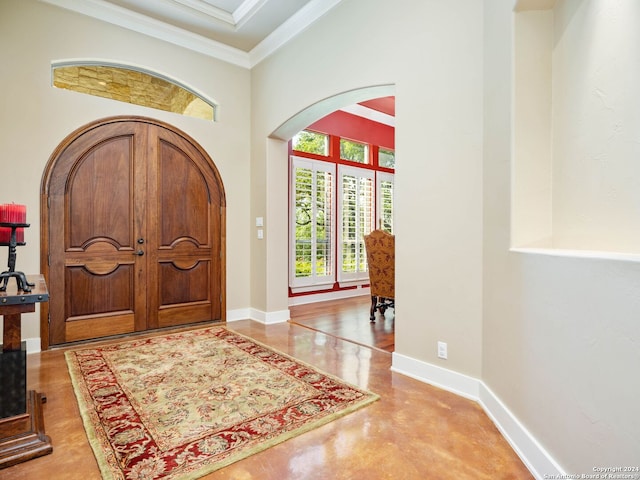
left=65, top=326, right=379, bottom=479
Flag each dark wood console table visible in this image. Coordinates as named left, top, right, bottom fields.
left=0, top=275, right=52, bottom=468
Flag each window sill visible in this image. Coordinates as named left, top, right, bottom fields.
left=338, top=280, right=369, bottom=289
left=290, top=283, right=335, bottom=294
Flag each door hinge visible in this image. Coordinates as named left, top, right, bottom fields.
left=47, top=196, right=50, bottom=209
left=48, top=254, right=50, bottom=266
left=48, top=313, right=51, bottom=325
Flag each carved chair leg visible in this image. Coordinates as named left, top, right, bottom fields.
left=370, top=295, right=377, bottom=322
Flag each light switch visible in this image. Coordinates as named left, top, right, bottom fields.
left=255, top=217, right=264, bottom=227
left=257, top=229, right=264, bottom=239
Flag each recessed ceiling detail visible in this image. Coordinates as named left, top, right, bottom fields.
left=41, top=0, right=340, bottom=64
left=171, top=0, right=269, bottom=28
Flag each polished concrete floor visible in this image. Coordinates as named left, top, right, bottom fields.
left=289, top=296, right=395, bottom=353
left=5, top=302, right=533, bottom=479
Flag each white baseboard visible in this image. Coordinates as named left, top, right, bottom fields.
left=25, top=337, right=41, bottom=354
left=246, top=308, right=290, bottom=325
left=478, top=383, right=566, bottom=480
left=222, top=308, right=293, bottom=325
left=391, top=352, right=564, bottom=480
left=225, top=308, right=291, bottom=325
left=226, top=308, right=251, bottom=322
left=391, top=352, right=480, bottom=400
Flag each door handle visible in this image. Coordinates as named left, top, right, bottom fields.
left=135, top=250, right=144, bottom=256
left=137, top=238, right=145, bottom=244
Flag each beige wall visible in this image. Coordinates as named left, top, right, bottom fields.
left=484, top=0, right=640, bottom=473
left=251, top=0, right=484, bottom=376
left=512, top=9, right=553, bottom=248
left=552, top=0, right=640, bottom=252
left=513, top=0, right=640, bottom=254
left=3, top=0, right=638, bottom=474
left=0, top=0, right=251, bottom=340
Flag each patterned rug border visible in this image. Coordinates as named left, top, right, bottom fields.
left=65, top=326, right=380, bottom=479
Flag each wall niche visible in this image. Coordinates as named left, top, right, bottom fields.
left=512, top=0, right=640, bottom=255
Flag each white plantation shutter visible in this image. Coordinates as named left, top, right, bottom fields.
left=338, top=165, right=374, bottom=285
left=288, top=148, right=394, bottom=294
left=377, top=172, right=394, bottom=233
left=289, top=156, right=335, bottom=291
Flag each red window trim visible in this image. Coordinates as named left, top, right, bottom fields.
left=289, top=130, right=394, bottom=298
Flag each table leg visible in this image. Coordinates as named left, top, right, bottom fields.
left=2, top=313, right=21, bottom=351
left=0, top=304, right=52, bottom=468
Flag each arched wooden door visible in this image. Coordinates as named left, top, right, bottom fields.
left=40, top=116, right=226, bottom=348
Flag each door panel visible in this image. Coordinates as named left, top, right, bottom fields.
left=64, top=265, right=136, bottom=342
left=157, top=140, right=211, bottom=246
left=157, top=259, right=213, bottom=327
left=146, top=126, right=221, bottom=329
left=66, top=264, right=134, bottom=317
left=47, top=125, right=145, bottom=345
left=67, top=136, right=134, bottom=248
left=42, top=117, right=225, bottom=347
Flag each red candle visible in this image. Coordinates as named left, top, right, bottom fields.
left=0, top=204, right=9, bottom=243
left=0, top=203, right=26, bottom=243
left=16, top=204, right=25, bottom=243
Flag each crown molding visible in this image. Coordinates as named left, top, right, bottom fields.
left=233, top=0, right=269, bottom=29
left=170, top=0, right=236, bottom=25
left=41, top=0, right=251, bottom=68
left=40, top=0, right=343, bottom=69
left=169, top=0, right=268, bottom=29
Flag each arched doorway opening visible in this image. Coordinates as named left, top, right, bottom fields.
left=270, top=85, right=395, bottom=351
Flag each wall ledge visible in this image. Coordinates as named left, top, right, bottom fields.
left=510, top=247, right=640, bottom=263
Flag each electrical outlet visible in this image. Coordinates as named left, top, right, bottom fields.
left=437, top=341, right=448, bottom=360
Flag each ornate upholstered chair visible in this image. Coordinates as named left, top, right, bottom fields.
left=364, top=229, right=395, bottom=322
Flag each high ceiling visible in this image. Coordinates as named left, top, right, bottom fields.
left=93, top=0, right=316, bottom=51
left=42, top=0, right=343, bottom=66
left=41, top=0, right=395, bottom=124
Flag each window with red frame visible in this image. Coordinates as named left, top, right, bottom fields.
left=289, top=129, right=394, bottom=295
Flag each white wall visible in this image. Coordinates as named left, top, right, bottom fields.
left=0, top=0, right=251, bottom=342
left=513, top=0, right=640, bottom=254
left=251, top=0, right=484, bottom=378
left=5, top=0, right=638, bottom=474
left=485, top=0, right=640, bottom=474
left=512, top=10, right=553, bottom=248
left=552, top=0, right=640, bottom=252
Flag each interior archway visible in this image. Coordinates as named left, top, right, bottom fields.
left=270, top=85, right=395, bottom=141
left=268, top=84, right=396, bottom=350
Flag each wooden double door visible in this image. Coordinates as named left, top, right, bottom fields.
left=41, top=117, right=225, bottom=348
